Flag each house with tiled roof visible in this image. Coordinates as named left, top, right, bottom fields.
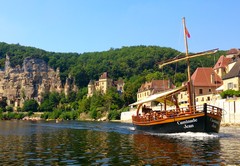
left=222, top=60, right=240, bottom=91
left=137, top=80, right=175, bottom=106
left=226, top=48, right=240, bottom=59
left=213, top=55, right=231, bottom=78
left=179, top=67, right=222, bottom=104
left=87, top=72, right=124, bottom=97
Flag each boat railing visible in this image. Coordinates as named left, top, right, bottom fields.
left=205, top=104, right=223, bottom=117
left=195, top=104, right=222, bottom=116
left=132, top=104, right=222, bottom=123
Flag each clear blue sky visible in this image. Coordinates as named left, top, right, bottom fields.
left=0, top=0, right=239, bottom=54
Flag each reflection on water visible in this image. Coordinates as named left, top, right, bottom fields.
left=0, top=120, right=239, bottom=165
left=132, top=133, right=223, bottom=165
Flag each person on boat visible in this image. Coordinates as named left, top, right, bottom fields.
left=153, top=111, right=157, bottom=120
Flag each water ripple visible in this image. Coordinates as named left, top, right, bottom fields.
left=0, top=121, right=239, bottom=165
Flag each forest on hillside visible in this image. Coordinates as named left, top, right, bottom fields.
left=0, top=42, right=226, bottom=120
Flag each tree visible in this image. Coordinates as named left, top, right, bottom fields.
left=39, top=92, right=61, bottom=112
left=39, top=100, right=53, bottom=112
left=6, top=106, right=13, bottom=112
left=22, top=99, right=39, bottom=112
left=0, top=97, right=7, bottom=111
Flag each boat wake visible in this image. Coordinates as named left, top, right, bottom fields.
left=146, top=131, right=219, bottom=141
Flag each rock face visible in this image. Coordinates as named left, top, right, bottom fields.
left=0, top=54, right=77, bottom=109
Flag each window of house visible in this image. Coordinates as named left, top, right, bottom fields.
left=208, top=89, right=211, bottom=92
left=199, top=89, right=203, bottom=95
left=228, top=83, right=233, bottom=89
left=201, top=97, right=204, bottom=101
left=207, top=97, right=210, bottom=101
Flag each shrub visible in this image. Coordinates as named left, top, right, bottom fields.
left=6, top=106, right=13, bottom=112
left=22, top=99, right=39, bottom=112
left=220, top=89, right=240, bottom=99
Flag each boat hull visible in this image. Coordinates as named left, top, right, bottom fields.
left=134, top=114, right=221, bottom=133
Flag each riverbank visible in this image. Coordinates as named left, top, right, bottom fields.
left=221, top=123, right=240, bottom=127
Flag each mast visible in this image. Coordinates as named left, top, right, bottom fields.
left=158, top=18, right=218, bottom=110
left=182, top=17, right=194, bottom=109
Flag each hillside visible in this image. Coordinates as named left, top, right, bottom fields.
left=0, top=42, right=225, bottom=88
left=0, top=42, right=227, bottom=120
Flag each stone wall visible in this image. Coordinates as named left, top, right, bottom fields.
left=211, top=98, right=240, bottom=124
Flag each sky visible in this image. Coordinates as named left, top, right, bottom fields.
left=0, top=0, right=239, bottom=54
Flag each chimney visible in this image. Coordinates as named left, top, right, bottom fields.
left=168, top=79, right=171, bottom=89
left=211, top=73, right=215, bottom=84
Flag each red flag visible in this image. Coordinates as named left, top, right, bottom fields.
left=185, top=27, right=190, bottom=38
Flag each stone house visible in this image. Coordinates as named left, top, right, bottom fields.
left=222, top=60, right=240, bottom=91
left=213, top=55, right=231, bottom=79
left=137, top=80, right=175, bottom=107
left=87, top=72, right=124, bottom=97
left=219, top=48, right=240, bottom=91
left=178, top=67, right=222, bottom=105
left=192, top=67, right=222, bottom=104
left=178, top=49, right=240, bottom=105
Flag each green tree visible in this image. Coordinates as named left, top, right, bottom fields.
left=0, top=97, right=7, bottom=112
left=39, top=100, right=53, bottom=112
left=6, top=106, right=13, bottom=112
left=78, top=96, right=90, bottom=113
left=39, top=92, right=62, bottom=112
left=22, top=99, right=39, bottom=112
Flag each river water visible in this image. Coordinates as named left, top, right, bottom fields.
left=0, top=120, right=239, bottom=165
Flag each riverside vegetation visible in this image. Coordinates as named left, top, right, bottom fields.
left=0, top=42, right=231, bottom=121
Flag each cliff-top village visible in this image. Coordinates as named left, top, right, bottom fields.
left=1, top=49, right=240, bottom=124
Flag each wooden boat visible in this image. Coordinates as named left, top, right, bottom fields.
left=131, top=17, right=222, bottom=133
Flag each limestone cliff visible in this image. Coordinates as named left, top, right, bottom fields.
left=0, top=54, right=77, bottom=109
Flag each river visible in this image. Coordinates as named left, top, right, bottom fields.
left=0, top=120, right=239, bottom=165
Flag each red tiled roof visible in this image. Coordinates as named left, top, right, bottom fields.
left=222, top=60, right=240, bottom=80
left=226, top=48, right=240, bottom=55
left=191, top=67, right=222, bottom=87
left=213, top=55, right=231, bottom=70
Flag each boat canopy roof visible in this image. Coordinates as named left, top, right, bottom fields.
left=130, top=85, right=187, bottom=106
